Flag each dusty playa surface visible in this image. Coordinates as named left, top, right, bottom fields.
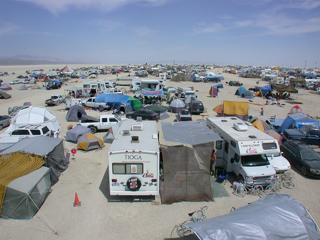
left=0, top=64, right=319, bottom=240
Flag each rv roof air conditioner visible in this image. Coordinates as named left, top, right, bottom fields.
left=136, top=117, right=142, bottom=122
left=233, top=122, right=248, bottom=131
left=132, top=122, right=143, bottom=131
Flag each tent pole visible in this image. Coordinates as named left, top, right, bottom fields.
left=27, top=194, right=58, bottom=235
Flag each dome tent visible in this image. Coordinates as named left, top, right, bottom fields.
left=169, top=99, right=185, bottom=113
left=77, top=133, right=104, bottom=151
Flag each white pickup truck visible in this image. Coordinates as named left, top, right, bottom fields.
left=80, top=114, right=122, bottom=133
left=82, top=97, right=109, bottom=109
left=45, top=95, right=65, bottom=106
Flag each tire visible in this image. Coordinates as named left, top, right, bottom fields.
left=90, top=127, right=97, bottom=134
left=283, top=181, right=296, bottom=189
left=0, top=125, right=3, bottom=130
left=176, top=224, right=191, bottom=237
left=126, top=177, right=142, bottom=191
left=301, top=166, right=307, bottom=176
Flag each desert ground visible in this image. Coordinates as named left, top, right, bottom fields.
left=0, top=64, right=319, bottom=240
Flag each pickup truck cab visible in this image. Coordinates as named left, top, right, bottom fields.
left=80, top=114, right=122, bottom=133
left=82, top=97, right=109, bottom=110
left=45, top=95, right=65, bottom=106
left=283, top=126, right=320, bottom=146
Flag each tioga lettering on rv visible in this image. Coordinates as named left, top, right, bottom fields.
left=125, top=155, right=143, bottom=160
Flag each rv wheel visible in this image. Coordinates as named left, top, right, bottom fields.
left=126, top=177, right=141, bottom=191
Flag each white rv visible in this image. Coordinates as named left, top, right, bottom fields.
left=207, top=117, right=277, bottom=186
left=116, top=76, right=139, bottom=86
left=131, top=79, right=163, bottom=91
left=108, top=119, right=160, bottom=196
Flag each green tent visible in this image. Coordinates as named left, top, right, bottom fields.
left=128, top=96, right=143, bottom=110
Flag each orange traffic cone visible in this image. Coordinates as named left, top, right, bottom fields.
left=73, top=192, right=81, bottom=207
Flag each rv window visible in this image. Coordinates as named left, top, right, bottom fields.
left=234, top=153, right=240, bottom=163
left=113, top=163, right=143, bottom=174
left=11, top=129, right=30, bottom=135
left=42, top=126, right=49, bottom=134
left=31, top=130, right=41, bottom=135
left=262, top=142, right=277, bottom=150
left=231, top=140, right=236, bottom=148
left=216, top=140, right=222, bottom=150
left=224, top=142, right=229, bottom=153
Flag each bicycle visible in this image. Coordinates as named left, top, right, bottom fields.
left=265, top=175, right=282, bottom=193
left=171, top=206, right=208, bottom=237
left=281, top=172, right=296, bottom=189
left=233, top=182, right=263, bottom=197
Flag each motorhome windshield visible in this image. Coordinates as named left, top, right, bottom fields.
left=241, top=155, right=270, bottom=167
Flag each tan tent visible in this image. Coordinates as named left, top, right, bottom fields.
left=77, top=133, right=104, bottom=151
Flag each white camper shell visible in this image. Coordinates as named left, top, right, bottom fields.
left=108, top=119, right=159, bottom=196
left=207, top=117, right=277, bottom=185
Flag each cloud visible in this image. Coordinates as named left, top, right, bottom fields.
left=0, top=22, right=20, bottom=37
left=89, top=19, right=123, bottom=32
left=193, top=23, right=224, bottom=34
left=132, top=27, right=157, bottom=36
left=15, top=0, right=170, bottom=15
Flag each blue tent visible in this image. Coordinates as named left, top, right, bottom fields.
left=260, top=84, right=272, bottom=95
left=235, top=86, right=247, bottom=95
left=279, top=113, right=319, bottom=133
left=213, top=83, right=223, bottom=88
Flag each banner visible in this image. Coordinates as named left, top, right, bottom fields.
left=142, top=89, right=163, bottom=96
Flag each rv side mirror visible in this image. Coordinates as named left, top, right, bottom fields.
left=230, top=158, right=234, bottom=163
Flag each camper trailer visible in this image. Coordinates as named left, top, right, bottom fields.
left=207, top=117, right=277, bottom=186
left=116, top=76, right=139, bottom=86
left=108, top=119, right=160, bottom=196
left=131, top=79, right=163, bottom=91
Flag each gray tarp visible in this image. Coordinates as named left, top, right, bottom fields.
left=161, top=121, right=221, bottom=145
left=0, top=137, right=68, bottom=185
left=66, top=125, right=91, bottom=143
left=1, top=167, right=51, bottom=219
left=185, top=193, right=320, bottom=240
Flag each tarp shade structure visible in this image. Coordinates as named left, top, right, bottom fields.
left=235, top=86, right=247, bottom=95
left=0, top=152, right=45, bottom=216
left=161, top=121, right=222, bottom=145
left=66, top=125, right=91, bottom=143
left=1, top=167, right=51, bottom=219
left=260, top=84, right=272, bottom=96
left=252, top=120, right=270, bottom=131
left=223, top=101, right=249, bottom=121
left=289, top=105, right=303, bottom=115
left=160, top=145, right=213, bottom=204
left=185, top=193, right=320, bottom=240
left=271, top=83, right=298, bottom=93
left=77, top=133, right=104, bottom=151
left=7, top=106, right=60, bottom=133
left=95, top=94, right=143, bottom=111
left=144, top=104, right=170, bottom=113
left=209, top=87, right=218, bottom=97
left=66, top=105, right=87, bottom=122
left=169, top=99, right=185, bottom=113
left=279, top=113, right=319, bottom=133
left=0, top=137, right=68, bottom=186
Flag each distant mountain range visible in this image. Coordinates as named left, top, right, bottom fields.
left=0, top=55, right=81, bottom=66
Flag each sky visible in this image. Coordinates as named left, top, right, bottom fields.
left=0, top=0, right=320, bottom=67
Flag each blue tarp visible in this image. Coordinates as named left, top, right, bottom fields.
left=260, top=84, right=272, bottom=95
left=213, top=83, right=223, bottom=88
left=95, top=94, right=138, bottom=110
left=279, top=113, right=319, bottom=133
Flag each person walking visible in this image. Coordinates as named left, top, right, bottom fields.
left=260, top=107, right=264, bottom=116
left=210, top=149, right=217, bottom=176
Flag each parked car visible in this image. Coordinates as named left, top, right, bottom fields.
left=0, top=115, right=11, bottom=130
left=175, top=109, right=192, bottom=121
left=280, top=141, right=320, bottom=177
left=228, top=81, right=243, bottom=86
left=188, top=100, right=204, bottom=114
left=126, top=109, right=159, bottom=120
left=9, top=80, right=23, bottom=85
